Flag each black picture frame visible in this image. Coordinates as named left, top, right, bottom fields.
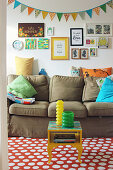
left=70, top=28, right=83, bottom=46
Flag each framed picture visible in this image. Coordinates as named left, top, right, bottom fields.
left=47, top=27, right=54, bottom=36
left=80, top=48, right=88, bottom=59
left=71, top=48, right=80, bottom=59
left=25, top=39, right=36, bottom=49
left=85, top=37, right=97, bottom=47
left=38, top=38, right=49, bottom=49
left=70, top=28, right=83, bottom=46
left=86, top=23, right=112, bottom=36
left=18, top=23, right=44, bottom=37
left=51, top=37, right=69, bottom=60
left=89, top=48, right=97, bottom=57
left=98, top=37, right=109, bottom=49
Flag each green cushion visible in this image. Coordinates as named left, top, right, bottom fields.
left=7, top=75, right=37, bottom=98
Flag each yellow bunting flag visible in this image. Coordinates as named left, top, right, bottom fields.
left=49, top=12, right=56, bottom=21
left=28, top=7, right=34, bottom=15
left=35, top=10, right=40, bottom=17
left=71, top=13, right=78, bottom=21
left=8, top=0, right=14, bottom=4
left=64, top=14, right=70, bottom=22
left=93, top=7, right=100, bottom=15
left=42, top=11, right=48, bottom=19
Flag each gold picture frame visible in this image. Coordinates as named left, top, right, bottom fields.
left=80, top=48, right=88, bottom=59
left=51, top=37, right=69, bottom=60
left=71, top=48, right=80, bottom=59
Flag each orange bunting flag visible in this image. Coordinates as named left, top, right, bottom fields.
left=8, top=0, right=15, bottom=5
left=49, top=12, right=56, bottom=21
left=42, top=11, right=48, bottom=19
left=71, top=13, right=78, bottom=21
left=93, top=7, right=100, bottom=15
left=64, top=14, right=70, bottom=22
left=28, top=7, right=34, bottom=15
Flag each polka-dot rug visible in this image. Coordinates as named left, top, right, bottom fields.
left=8, top=137, right=113, bottom=170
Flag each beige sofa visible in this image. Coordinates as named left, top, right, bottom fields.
left=7, top=74, right=113, bottom=138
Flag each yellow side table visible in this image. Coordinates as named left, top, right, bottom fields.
left=47, top=121, right=83, bottom=163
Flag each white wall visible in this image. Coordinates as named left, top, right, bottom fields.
left=7, top=2, right=113, bottom=77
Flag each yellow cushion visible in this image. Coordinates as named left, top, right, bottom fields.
left=15, top=56, right=34, bottom=75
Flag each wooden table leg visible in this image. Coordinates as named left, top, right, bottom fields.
left=47, top=144, right=52, bottom=163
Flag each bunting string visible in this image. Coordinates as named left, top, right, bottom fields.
left=8, top=0, right=113, bottom=21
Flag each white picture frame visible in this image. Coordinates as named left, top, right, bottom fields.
left=89, top=48, right=97, bottom=57
left=85, top=37, right=97, bottom=47
left=86, top=23, right=112, bottom=37
left=47, top=27, right=54, bottom=36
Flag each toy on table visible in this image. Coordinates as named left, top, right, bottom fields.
left=62, top=111, right=74, bottom=128
left=39, top=68, right=47, bottom=75
left=56, top=100, right=64, bottom=126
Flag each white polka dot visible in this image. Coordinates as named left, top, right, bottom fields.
left=19, top=156, right=24, bottom=159
left=109, top=161, right=113, bottom=164
left=38, top=149, right=44, bottom=152
left=41, top=158, right=48, bottom=161
left=37, top=155, right=44, bottom=158
left=23, top=159, right=29, bottom=162
left=68, top=150, right=74, bottom=153
left=103, top=155, right=110, bottom=158
left=63, top=165, right=68, bottom=168
left=69, top=157, right=77, bottom=160
left=33, top=166, right=39, bottom=169
left=57, top=161, right=64, bottom=164
left=13, top=166, right=20, bottom=169
left=66, top=145, right=71, bottom=147
left=34, top=153, right=40, bottom=155
left=56, top=154, right=62, bottom=157
left=93, top=159, right=99, bottom=162
left=95, top=156, right=101, bottom=159
left=9, top=163, right=15, bottom=166
left=21, top=150, right=27, bottom=153
left=97, top=167, right=105, bottom=170
left=22, top=144, right=28, bottom=147
left=60, top=157, right=67, bottom=160
left=85, top=159, right=90, bottom=162
left=67, top=161, right=72, bottom=163
left=25, top=153, right=30, bottom=155
left=55, top=148, right=61, bottom=151
left=72, top=164, right=78, bottom=167
left=27, top=147, right=32, bottom=149
left=52, top=158, right=58, bottom=161
left=60, top=151, right=66, bottom=154
left=37, top=162, right=44, bottom=165
left=106, top=152, right=112, bottom=154
left=28, top=155, right=34, bottom=158
left=42, top=165, right=50, bottom=169
left=42, top=152, right=48, bottom=155
left=32, top=159, right=38, bottom=162
left=13, top=159, right=19, bottom=163
left=88, top=156, right=93, bottom=159
left=89, top=163, right=96, bottom=166
left=24, top=166, right=30, bottom=169
left=88, top=167, right=95, bottom=170
left=28, top=162, right=35, bottom=166
left=78, top=168, right=86, bottom=170
left=101, top=159, right=107, bottom=162
left=52, top=165, right=61, bottom=168
left=15, top=153, right=21, bottom=156
left=9, top=156, right=15, bottom=159
left=66, top=154, right=71, bottom=157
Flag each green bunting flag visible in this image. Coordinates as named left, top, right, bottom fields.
left=100, top=4, right=106, bottom=13
left=21, top=4, right=27, bottom=12
left=57, top=13, right=63, bottom=21
left=79, top=12, right=85, bottom=20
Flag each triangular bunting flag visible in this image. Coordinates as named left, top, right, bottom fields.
left=107, top=0, right=113, bottom=9
left=49, top=12, right=56, bottom=21
left=79, top=12, right=85, bottom=20
left=42, top=11, right=48, bottom=19
left=8, top=0, right=14, bottom=5
left=28, top=7, right=34, bottom=15
left=21, top=4, right=27, bottom=13
left=86, top=9, right=92, bottom=18
left=93, top=7, right=100, bottom=15
left=71, top=13, right=78, bottom=21
left=57, top=13, right=63, bottom=21
left=14, top=0, right=21, bottom=9
left=64, top=14, right=70, bottom=22
left=35, top=10, right=41, bottom=17
left=100, top=4, right=106, bottom=13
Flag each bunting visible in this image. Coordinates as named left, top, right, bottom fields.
left=9, top=0, right=113, bottom=21
left=42, top=11, right=48, bottom=19
left=57, top=13, right=63, bottom=21
left=93, top=7, right=100, bottom=15
left=21, top=4, right=27, bottom=13
left=71, top=13, right=78, bottom=21
left=100, top=4, right=106, bottom=13
left=49, top=12, right=56, bottom=21
left=35, top=10, right=41, bottom=17
left=64, top=14, right=70, bottom=22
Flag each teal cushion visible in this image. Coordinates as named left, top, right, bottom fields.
left=7, top=75, right=37, bottom=98
left=96, top=78, right=113, bottom=102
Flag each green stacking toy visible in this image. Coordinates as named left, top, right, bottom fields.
left=62, top=111, right=74, bottom=128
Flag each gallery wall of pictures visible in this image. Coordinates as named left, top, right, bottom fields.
left=12, top=22, right=112, bottom=60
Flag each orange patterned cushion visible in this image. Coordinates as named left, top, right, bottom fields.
left=82, top=67, right=112, bottom=78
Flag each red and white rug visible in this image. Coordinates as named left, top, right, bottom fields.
left=8, top=137, right=113, bottom=170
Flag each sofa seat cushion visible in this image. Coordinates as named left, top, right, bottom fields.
left=9, top=101, right=49, bottom=117
left=48, top=101, right=87, bottom=118
left=84, top=102, right=113, bottom=117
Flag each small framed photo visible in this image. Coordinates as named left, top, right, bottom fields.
left=47, top=27, right=54, bottom=36
left=70, top=28, right=83, bottom=46
left=85, top=37, right=97, bottom=47
left=89, top=48, right=97, bottom=57
left=80, top=48, right=88, bottom=59
left=95, top=24, right=102, bottom=35
left=86, top=23, right=95, bottom=36
left=71, top=48, right=80, bottom=59
left=98, top=37, right=109, bottom=49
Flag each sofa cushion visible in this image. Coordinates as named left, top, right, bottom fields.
left=9, top=101, right=49, bottom=117
left=82, top=77, right=100, bottom=102
left=84, top=102, right=113, bottom=117
left=49, top=75, right=84, bottom=102
left=48, top=101, right=87, bottom=118
left=7, top=74, right=49, bottom=101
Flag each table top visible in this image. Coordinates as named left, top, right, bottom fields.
left=48, top=121, right=82, bottom=131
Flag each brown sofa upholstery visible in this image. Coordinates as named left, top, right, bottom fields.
left=7, top=74, right=113, bottom=138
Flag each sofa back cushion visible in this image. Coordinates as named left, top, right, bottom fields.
left=49, top=75, right=84, bottom=102
left=82, top=77, right=100, bottom=102
left=7, top=74, right=49, bottom=101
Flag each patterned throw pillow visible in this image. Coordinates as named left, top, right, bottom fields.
left=96, top=78, right=105, bottom=89
left=71, top=66, right=83, bottom=77
left=82, top=67, right=112, bottom=78
left=7, top=92, right=35, bottom=104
